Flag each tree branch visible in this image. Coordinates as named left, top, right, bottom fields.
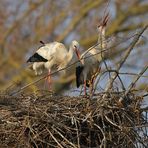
left=0, top=0, right=45, bottom=54
left=104, top=25, right=148, bottom=93
left=56, top=0, right=103, bottom=41
left=80, top=4, right=148, bottom=48
left=125, top=65, right=148, bottom=95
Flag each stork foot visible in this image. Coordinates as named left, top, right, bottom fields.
left=44, top=75, right=52, bottom=91
left=47, top=77, right=52, bottom=91
left=83, top=94, right=90, bottom=99
left=46, top=69, right=53, bottom=91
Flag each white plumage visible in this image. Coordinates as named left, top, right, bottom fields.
left=27, top=40, right=80, bottom=87
left=75, top=15, right=108, bottom=95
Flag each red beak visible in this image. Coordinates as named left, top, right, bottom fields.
left=74, top=46, right=81, bottom=60
left=74, top=46, right=83, bottom=64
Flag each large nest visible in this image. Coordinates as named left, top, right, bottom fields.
left=0, top=26, right=148, bottom=147
left=0, top=91, right=147, bottom=148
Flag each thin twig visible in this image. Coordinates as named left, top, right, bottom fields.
left=125, top=65, right=148, bottom=96
left=10, top=32, right=140, bottom=95
left=74, top=118, right=80, bottom=148
left=104, top=25, right=148, bottom=95
left=52, top=127, right=77, bottom=148
left=46, top=128, right=64, bottom=148
left=94, top=123, right=106, bottom=148
left=119, top=72, right=148, bottom=78
left=104, top=115, right=121, bottom=129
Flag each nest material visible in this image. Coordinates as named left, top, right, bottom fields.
left=0, top=92, right=147, bottom=148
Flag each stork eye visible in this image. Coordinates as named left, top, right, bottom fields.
left=74, top=45, right=77, bottom=48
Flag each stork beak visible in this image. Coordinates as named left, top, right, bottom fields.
left=97, top=13, right=109, bottom=31
left=74, top=46, right=81, bottom=60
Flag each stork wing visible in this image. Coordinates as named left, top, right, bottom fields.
left=76, top=65, right=84, bottom=88
left=27, top=53, right=48, bottom=62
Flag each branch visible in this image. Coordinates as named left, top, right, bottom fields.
left=125, top=65, right=148, bottom=95
left=9, top=33, right=141, bottom=95
left=56, top=0, right=103, bottom=41
left=104, top=25, right=148, bottom=93
left=52, top=127, right=77, bottom=148
left=0, top=0, right=45, bottom=54
left=80, top=4, right=148, bottom=48
left=46, top=128, right=64, bottom=148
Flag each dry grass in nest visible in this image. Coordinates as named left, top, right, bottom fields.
left=0, top=26, right=147, bottom=148
left=0, top=91, right=147, bottom=148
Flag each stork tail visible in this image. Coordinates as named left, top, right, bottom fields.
left=27, top=53, right=48, bottom=62
left=76, top=66, right=84, bottom=88
left=76, top=66, right=90, bottom=88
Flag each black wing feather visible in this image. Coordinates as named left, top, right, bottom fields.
left=27, top=53, right=48, bottom=62
left=76, top=66, right=84, bottom=88
left=76, top=66, right=90, bottom=88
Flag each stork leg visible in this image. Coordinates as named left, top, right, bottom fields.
left=90, top=67, right=101, bottom=96
left=84, top=80, right=87, bottom=96
left=90, top=78, right=94, bottom=97
left=46, top=69, right=52, bottom=90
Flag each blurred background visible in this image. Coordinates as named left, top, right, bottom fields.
left=0, top=0, right=147, bottom=96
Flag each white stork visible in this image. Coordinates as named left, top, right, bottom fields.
left=75, top=15, right=108, bottom=95
left=27, top=40, right=80, bottom=88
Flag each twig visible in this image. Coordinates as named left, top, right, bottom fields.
left=104, top=115, right=121, bottom=129
left=0, top=0, right=45, bottom=54
left=117, top=74, right=126, bottom=91
left=126, top=124, right=148, bottom=128
left=80, top=32, right=138, bottom=61
left=118, top=72, right=148, bottom=78
left=94, top=123, right=106, bottom=148
left=56, top=0, right=103, bottom=41
left=74, top=118, right=80, bottom=148
left=125, top=65, right=148, bottom=96
left=52, top=127, right=77, bottom=148
left=103, top=25, right=148, bottom=95
left=10, top=31, right=140, bottom=95
left=141, top=107, right=148, bottom=112
left=46, top=128, right=64, bottom=148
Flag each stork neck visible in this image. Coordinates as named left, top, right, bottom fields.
left=67, top=45, right=74, bottom=62
left=98, top=27, right=106, bottom=49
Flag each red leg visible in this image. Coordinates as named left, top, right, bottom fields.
left=84, top=80, right=87, bottom=96
left=90, top=78, right=94, bottom=96
left=90, top=67, right=101, bottom=95
left=47, top=69, right=52, bottom=90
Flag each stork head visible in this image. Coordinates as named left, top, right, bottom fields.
left=72, top=40, right=79, bottom=49
left=40, top=40, right=45, bottom=45
left=97, top=13, right=109, bottom=35
left=71, top=40, right=81, bottom=60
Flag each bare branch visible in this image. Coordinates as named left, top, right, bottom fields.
left=56, top=0, right=103, bottom=41
left=104, top=25, right=148, bottom=94
left=125, top=65, right=148, bottom=95
left=0, top=0, right=45, bottom=54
